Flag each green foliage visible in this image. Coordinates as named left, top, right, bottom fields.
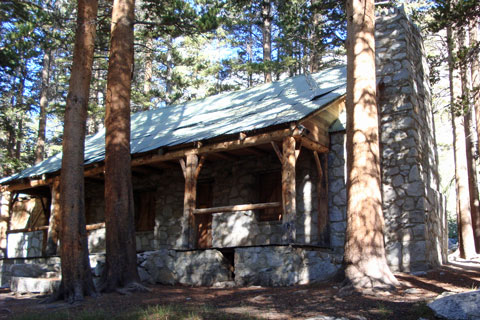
left=448, top=212, right=458, bottom=239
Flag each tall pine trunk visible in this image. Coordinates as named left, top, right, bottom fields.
left=343, top=0, right=398, bottom=291
left=309, top=0, right=320, bottom=73
left=14, top=69, right=26, bottom=161
left=470, top=18, right=480, bottom=252
left=447, top=26, right=477, bottom=259
left=262, top=0, right=272, bottom=83
left=102, top=0, right=140, bottom=292
left=459, top=25, right=480, bottom=253
left=35, top=49, right=51, bottom=164
left=59, top=0, right=98, bottom=303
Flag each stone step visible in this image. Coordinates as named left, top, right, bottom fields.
left=10, top=276, right=60, bottom=294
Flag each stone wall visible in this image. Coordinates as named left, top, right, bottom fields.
left=0, top=256, right=60, bottom=287
left=327, top=132, right=347, bottom=255
left=375, top=7, right=446, bottom=271
left=2, top=246, right=340, bottom=288
left=7, top=231, right=44, bottom=258
left=234, top=246, right=341, bottom=286
left=154, top=152, right=323, bottom=249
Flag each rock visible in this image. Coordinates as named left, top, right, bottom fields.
left=212, top=281, right=236, bottom=288
left=10, top=277, right=60, bottom=294
left=10, top=264, right=46, bottom=278
left=305, top=316, right=350, bottom=320
left=138, top=267, right=153, bottom=284
left=428, top=290, right=480, bottom=320
left=404, top=288, right=421, bottom=294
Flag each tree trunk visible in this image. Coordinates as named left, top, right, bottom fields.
left=262, top=0, right=272, bottom=83
left=343, top=0, right=398, bottom=291
left=470, top=18, right=480, bottom=252
left=102, top=0, right=140, bottom=292
left=310, top=0, right=320, bottom=73
left=143, top=38, right=153, bottom=98
left=471, top=18, right=480, bottom=153
left=447, top=26, right=477, bottom=259
left=35, top=49, right=51, bottom=164
left=59, top=0, right=98, bottom=303
left=46, top=178, right=60, bottom=256
left=459, top=25, right=480, bottom=253
left=165, top=36, right=173, bottom=105
left=15, top=70, right=26, bottom=161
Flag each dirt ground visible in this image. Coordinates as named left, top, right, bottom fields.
left=1, top=257, right=480, bottom=320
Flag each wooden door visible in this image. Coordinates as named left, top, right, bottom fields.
left=196, top=181, right=213, bottom=248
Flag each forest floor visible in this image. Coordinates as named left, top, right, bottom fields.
left=1, top=256, right=480, bottom=320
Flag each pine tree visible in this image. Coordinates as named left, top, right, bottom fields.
left=343, top=0, right=398, bottom=292
left=58, top=0, right=99, bottom=302
left=101, top=0, right=143, bottom=292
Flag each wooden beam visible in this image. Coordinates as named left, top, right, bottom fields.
left=282, top=136, right=297, bottom=244
left=300, top=137, right=329, bottom=153
left=179, top=158, right=186, bottom=179
left=181, top=154, right=199, bottom=249
left=7, top=225, right=49, bottom=234
left=313, top=151, right=329, bottom=237
left=86, top=222, right=106, bottom=231
left=132, top=128, right=298, bottom=167
left=295, top=139, right=303, bottom=160
left=271, top=141, right=283, bottom=163
left=6, top=178, right=52, bottom=192
left=193, top=202, right=281, bottom=215
left=3, top=128, right=300, bottom=192
left=194, top=155, right=206, bottom=180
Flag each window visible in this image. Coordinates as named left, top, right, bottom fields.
left=134, top=191, right=156, bottom=232
left=257, top=171, right=282, bottom=222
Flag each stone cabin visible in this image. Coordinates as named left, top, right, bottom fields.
left=0, top=7, right=447, bottom=287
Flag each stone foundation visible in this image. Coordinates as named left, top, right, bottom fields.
left=235, top=246, right=341, bottom=286
left=3, top=246, right=340, bottom=288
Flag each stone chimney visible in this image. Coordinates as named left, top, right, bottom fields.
left=375, top=6, right=447, bottom=272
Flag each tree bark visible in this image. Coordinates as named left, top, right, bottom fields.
left=343, top=0, right=398, bottom=291
left=459, top=25, right=480, bottom=254
left=310, top=0, right=320, bottom=73
left=143, top=38, right=153, bottom=97
left=471, top=18, right=480, bottom=153
left=102, top=0, right=140, bottom=292
left=470, top=18, right=480, bottom=252
left=46, top=178, right=60, bottom=256
left=59, top=0, right=98, bottom=303
left=14, top=69, right=26, bottom=161
left=262, top=0, right=272, bottom=83
left=447, top=25, right=477, bottom=259
left=35, top=49, right=51, bottom=164
left=281, top=136, right=296, bottom=243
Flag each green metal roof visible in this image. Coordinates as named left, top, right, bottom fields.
left=1, top=65, right=346, bottom=184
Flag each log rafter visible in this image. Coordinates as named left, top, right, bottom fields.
left=3, top=126, right=330, bottom=193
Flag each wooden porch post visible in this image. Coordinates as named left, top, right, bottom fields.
left=313, top=151, right=329, bottom=237
left=180, top=153, right=205, bottom=249
left=282, top=136, right=297, bottom=244
left=46, top=177, right=61, bottom=256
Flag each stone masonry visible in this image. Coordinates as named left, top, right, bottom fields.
left=325, top=7, right=447, bottom=273
left=376, top=7, right=446, bottom=271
